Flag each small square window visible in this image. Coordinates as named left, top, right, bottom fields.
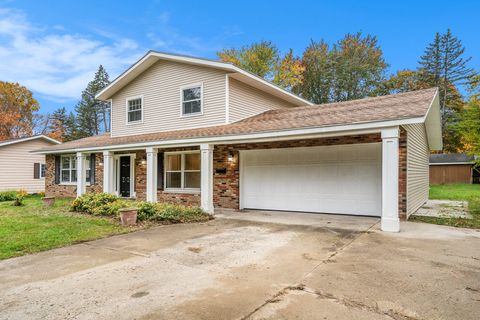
left=181, top=86, right=202, bottom=115
left=127, top=98, right=142, bottom=123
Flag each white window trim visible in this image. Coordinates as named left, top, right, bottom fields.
left=125, top=95, right=144, bottom=125
left=40, top=163, right=46, bottom=179
left=180, top=83, right=203, bottom=117
left=164, top=150, right=201, bottom=193
left=60, top=154, right=91, bottom=186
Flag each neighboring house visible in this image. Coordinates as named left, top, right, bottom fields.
left=430, top=153, right=479, bottom=184
left=34, top=51, right=443, bottom=232
left=0, top=135, right=61, bottom=193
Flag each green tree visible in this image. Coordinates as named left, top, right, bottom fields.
left=293, top=33, right=388, bottom=103
left=457, top=76, right=480, bottom=157
left=217, top=41, right=304, bottom=90
left=47, top=107, right=78, bottom=142
left=292, top=40, right=332, bottom=104
left=75, top=65, right=111, bottom=138
left=330, top=32, right=388, bottom=101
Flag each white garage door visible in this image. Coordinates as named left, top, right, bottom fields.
left=240, top=143, right=382, bottom=216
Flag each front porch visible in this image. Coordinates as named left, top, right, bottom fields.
left=45, top=127, right=406, bottom=232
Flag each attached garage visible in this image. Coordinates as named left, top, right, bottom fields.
left=240, top=143, right=382, bottom=216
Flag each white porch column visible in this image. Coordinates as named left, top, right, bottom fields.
left=200, top=144, right=214, bottom=214
left=381, top=127, right=400, bottom=232
left=146, top=147, right=158, bottom=202
left=76, top=152, right=87, bottom=197
left=103, top=151, right=114, bottom=194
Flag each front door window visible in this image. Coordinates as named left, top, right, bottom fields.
left=119, top=156, right=131, bottom=197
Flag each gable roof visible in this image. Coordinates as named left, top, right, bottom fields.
left=35, top=88, right=441, bottom=154
left=95, top=50, right=312, bottom=106
left=430, top=153, right=475, bottom=164
left=0, top=135, right=61, bottom=148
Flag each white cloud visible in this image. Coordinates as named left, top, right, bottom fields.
left=0, top=8, right=142, bottom=101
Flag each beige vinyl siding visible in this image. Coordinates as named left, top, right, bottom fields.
left=403, top=123, right=430, bottom=216
left=0, top=139, right=53, bottom=193
left=111, top=60, right=227, bottom=137
left=229, top=78, right=297, bottom=123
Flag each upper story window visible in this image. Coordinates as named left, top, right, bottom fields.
left=181, top=84, right=202, bottom=116
left=127, top=96, right=143, bottom=123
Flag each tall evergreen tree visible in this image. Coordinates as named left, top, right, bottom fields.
left=75, top=65, right=111, bottom=138
left=47, top=107, right=78, bottom=142
left=418, top=29, right=475, bottom=151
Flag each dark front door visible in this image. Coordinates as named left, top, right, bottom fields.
left=119, top=156, right=131, bottom=197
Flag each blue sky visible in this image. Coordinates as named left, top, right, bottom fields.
left=1, top=0, right=478, bottom=114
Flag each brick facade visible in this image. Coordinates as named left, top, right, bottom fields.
left=45, top=153, right=103, bottom=198
left=45, top=132, right=408, bottom=219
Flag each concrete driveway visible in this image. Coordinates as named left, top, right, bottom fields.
left=0, top=211, right=479, bottom=320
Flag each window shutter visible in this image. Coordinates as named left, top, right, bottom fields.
left=90, top=153, right=96, bottom=184
left=55, top=156, right=61, bottom=184
left=33, top=163, right=40, bottom=179
left=157, top=152, right=164, bottom=190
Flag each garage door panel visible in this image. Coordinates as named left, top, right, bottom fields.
left=241, top=143, right=382, bottom=216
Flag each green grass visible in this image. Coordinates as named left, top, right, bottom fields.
left=409, top=184, right=480, bottom=229
left=0, top=195, right=131, bottom=260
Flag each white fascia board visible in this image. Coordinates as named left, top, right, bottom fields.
left=423, top=88, right=443, bottom=151
left=95, top=51, right=312, bottom=106
left=0, top=135, right=61, bottom=148
left=34, top=116, right=425, bottom=154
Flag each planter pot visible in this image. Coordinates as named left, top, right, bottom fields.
left=42, top=197, right=55, bottom=207
left=119, top=208, right=138, bottom=226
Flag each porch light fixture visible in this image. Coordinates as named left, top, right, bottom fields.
left=99, top=162, right=104, bottom=166
left=141, top=159, right=146, bottom=165
left=227, top=152, right=234, bottom=162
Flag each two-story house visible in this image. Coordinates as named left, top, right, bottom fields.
left=36, top=51, right=442, bottom=232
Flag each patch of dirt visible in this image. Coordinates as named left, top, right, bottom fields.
left=187, top=247, right=202, bottom=253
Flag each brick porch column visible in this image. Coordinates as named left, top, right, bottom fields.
left=200, top=144, right=214, bottom=213
left=381, top=127, right=400, bottom=232
left=103, top=151, right=114, bottom=194
left=146, top=147, right=158, bottom=202
left=76, top=152, right=87, bottom=197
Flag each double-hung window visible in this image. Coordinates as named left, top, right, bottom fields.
left=60, top=155, right=91, bottom=184
left=165, top=152, right=200, bottom=190
left=181, top=84, right=202, bottom=116
left=40, top=163, right=46, bottom=178
left=127, top=96, right=143, bottom=123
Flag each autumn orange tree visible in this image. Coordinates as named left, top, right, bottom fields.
left=0, top=81, right=39, bottom=141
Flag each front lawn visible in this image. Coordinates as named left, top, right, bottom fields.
left=0, top=195, right=131, bottom=260
left=409, top=184, right=480, bottom=228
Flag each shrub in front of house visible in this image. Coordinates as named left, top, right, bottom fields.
left=71, top=193, right=213, bottom=224
left=137, top=202, right=212, bottom=223
left=71, top=193, right=121, bottom=215
left=0, top=191, right=17, bottom=202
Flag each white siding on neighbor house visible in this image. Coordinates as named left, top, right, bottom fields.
left=228, top=78, right=297, bottom=123
left=0, top=139, right=53, bottom=193
left=403, top=123, right=430, bottom=216
left=111, top=60, right=227, bottom=137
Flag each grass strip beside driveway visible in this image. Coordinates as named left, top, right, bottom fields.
left=0, top=196, right=130, bottom=260
left=410, top=184, right=480, bottom=229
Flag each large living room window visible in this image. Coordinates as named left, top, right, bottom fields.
left=60, top=155, right=90, bottom=184
left=165, top=152, right=200, bottom=191
left=181, top=84, right=202, bottom=116
left=126, top=96, right=143, bottom=123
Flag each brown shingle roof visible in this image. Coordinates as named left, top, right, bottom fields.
left=37, top=88, right=437, bottom=153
